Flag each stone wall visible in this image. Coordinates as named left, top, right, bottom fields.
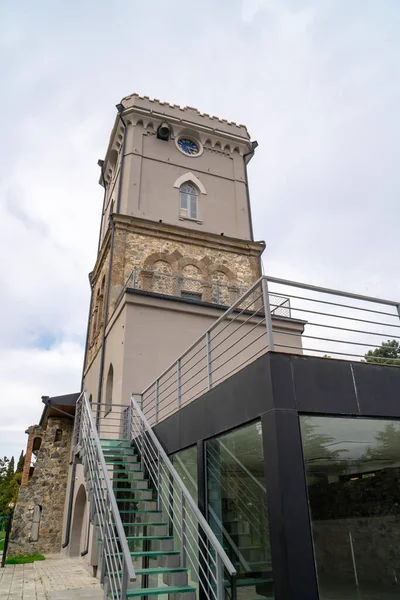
left=85, top=215, right=263, bottom=369
left=9, top=416, right=73, bottom=556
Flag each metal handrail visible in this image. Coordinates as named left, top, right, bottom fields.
left=266, top=276, right=400, bottom=307
left=78, top=391, right=136, bottom=599
left=129, top=394, right=237, bottom=600
left=142, top=278, right=266, bottom=399
left=139, top=275, right=400, bottom=425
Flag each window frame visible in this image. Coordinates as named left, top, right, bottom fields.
left=179, top=183, right=199, bottom=221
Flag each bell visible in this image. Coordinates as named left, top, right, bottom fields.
left=157, top=122, right=171, bottom=141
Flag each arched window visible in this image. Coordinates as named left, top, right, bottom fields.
left=179, top=183, right=198, bottom=220
left=105, top=364, right=113, bottom=415
left=54, top=429, right=62, bottom=442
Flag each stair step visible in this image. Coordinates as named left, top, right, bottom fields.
left=102, top=446, right=137, bottom=456
left=125, top=535, right=173, bottom=541
left=105, top=460, right=136, bottom=465
left=131, top=550, right=180, bottom=558
left=103, top=448, right=136, bottom=454
left=118, top=510, right=162, bottom=514
left=135, top=567, right=187, bottom=576
left=225, top=577, right=274, bottom=588
left=100, top=439, right=131, bottom=446
left=125, top=585, right=196, bottom=598
left=99, top=535, right=172, bottom=543
left=114, top=522, right=169, bottom=527
left=109, top=549, right=179, bottom=559
left=107, top=487, right=150, bottom=492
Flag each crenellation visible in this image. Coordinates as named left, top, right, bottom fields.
left=120, top=93, right=250, bottom=139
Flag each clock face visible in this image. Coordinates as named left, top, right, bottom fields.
left=177, top=138, right=200, bottom=156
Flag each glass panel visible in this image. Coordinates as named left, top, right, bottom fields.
left=180, top=192, right=188, bottom=214
left=206, top=421, right=274, bottom=600
left=300, top=415, right=400, bottom=600
left=171, top=445, right=198, bottom=504
left=190, top=195, right=197, bottom=219
left=170, top=446, right=199, bottom=595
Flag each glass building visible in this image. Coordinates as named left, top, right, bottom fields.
left=154, top=352, right=400, bottom=600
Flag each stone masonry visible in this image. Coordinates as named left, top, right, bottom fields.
left=21, top=425, right=44, bottom=487
left=85, top=215, right=264, bottom=369
left=9, top=417, right=74, bottom=556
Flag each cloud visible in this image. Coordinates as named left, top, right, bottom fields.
left=0, top=342, right=82, bottom=458
left=0, top=0, right=399, bottom=461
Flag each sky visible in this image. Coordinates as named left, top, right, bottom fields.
left=0, top=0, right=399, bottom=460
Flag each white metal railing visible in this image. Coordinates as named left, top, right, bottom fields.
left=74, top=392, right=136, bottom=599
left=140, top=276, right=400, bottom=426
left=128, top=394, right=237, bottom=600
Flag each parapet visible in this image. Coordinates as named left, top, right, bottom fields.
left=121, top=93, right=250, bottom=140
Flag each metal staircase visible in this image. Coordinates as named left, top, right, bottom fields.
left=73, top=391, right=236, bottom=600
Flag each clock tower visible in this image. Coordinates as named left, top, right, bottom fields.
left=83, top=94, right=265, bottom=409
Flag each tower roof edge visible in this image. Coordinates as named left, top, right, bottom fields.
left=120, top=93, right=251, bottom=140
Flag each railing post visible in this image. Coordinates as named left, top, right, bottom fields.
left=261, top=278, right=275, bottom=351
left=124, top=404, right=132, bottom=440
left=206, top=331, right=212, bottom=389
left=177, top=358, right=182, bottom=408
left=397, top=304, right=400, bottom=322
left=181, top=492, right=187, bottom=568
left=216, top=554, right=225, bottom=600
left=157, top=449, right=161, bottom=510
left=155, top=379, right=159, bottom=424
left=121, top=561, right=128, bottom=600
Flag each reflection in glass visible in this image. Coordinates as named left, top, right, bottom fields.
left=300, top=415, right=400, bottom=600
left=170, top=446, right=199, bottom=594
left=171, top=445, right=198, bottom=504
left=206, top=421, right=274, bottom=600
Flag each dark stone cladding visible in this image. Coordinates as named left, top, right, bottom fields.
left=153, top=352, right=400, bottom=454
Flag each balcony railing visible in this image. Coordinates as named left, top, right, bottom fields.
left=123, top=267, right=291, bottom=316
left=140, top=276, right=400, bottom=427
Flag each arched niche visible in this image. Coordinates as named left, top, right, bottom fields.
left=69, top=484, right=87, bottom=557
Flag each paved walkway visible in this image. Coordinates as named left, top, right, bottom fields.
left=0, top=555, right=102, bottom=600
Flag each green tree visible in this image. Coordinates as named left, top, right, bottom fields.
left=300, top=417, right=345, bottom=464
left=5, top=457, right=14, bottom=482
left=363, top=422, right=400, bottom=462
left=365, top=339, right=400, bottom=366
left=0, top=457, right=9, bottom=478
left=0, top=456, right=22, bottom=516
left=16, top=451, right=24, bottom=473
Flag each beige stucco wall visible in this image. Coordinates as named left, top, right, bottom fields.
left=84, top=292, right=304, bottom=426
left=119, top=130, right=250, bottom=240
left=99, top=93, right=254, bottom=247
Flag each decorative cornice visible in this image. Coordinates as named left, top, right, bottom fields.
left=112, top=214, right=265, bottom=256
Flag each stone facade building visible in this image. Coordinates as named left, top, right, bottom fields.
left=9, top=416, right=73, bottom=555
left=10, top=94, right=268, bottom=561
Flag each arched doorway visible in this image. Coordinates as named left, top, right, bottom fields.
left=69, top=484, right=87, bottom=557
